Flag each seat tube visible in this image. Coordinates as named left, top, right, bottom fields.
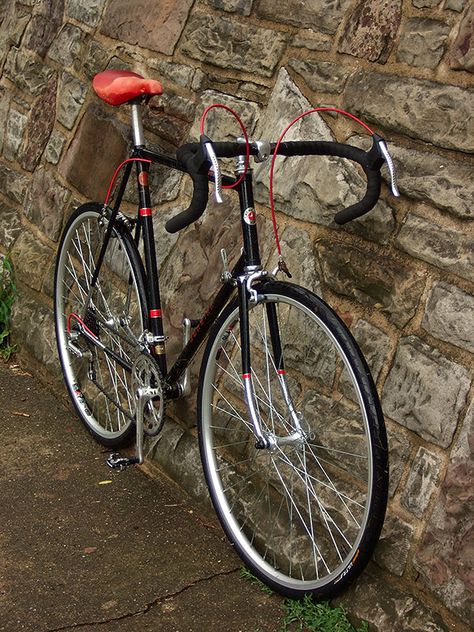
left=136, top=159, right=167, bottom=375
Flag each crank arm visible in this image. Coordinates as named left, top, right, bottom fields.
left=134, top=385, right=161, bottom=464
left=107, top=385, right=160, bottom=469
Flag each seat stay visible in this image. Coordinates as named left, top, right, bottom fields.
left=89, top=160, right=134, bottom=292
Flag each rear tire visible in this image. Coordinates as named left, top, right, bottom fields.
left=54, top=203, right=147, bottom=447
left=198, top=281, right=388, bottom=599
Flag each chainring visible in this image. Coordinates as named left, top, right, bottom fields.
left=131, top=353, right=165, bottom=436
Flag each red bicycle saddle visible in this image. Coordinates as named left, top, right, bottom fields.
left=92, top=70, right=163, bottom=106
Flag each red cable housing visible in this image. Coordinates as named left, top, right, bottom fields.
left=200, top=104, right=250, bottom=190
left=269, top=108, right=375, bottom=255
left=67, top=312, right=99, bottom=339
left=104, top=157, right=152, bottom=206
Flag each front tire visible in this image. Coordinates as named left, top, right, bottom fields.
left=198, top=281, right=388, bottom=599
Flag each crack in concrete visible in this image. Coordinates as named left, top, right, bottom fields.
left=44, top=567, right=241, bottom=632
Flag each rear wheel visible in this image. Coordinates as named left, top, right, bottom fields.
left=54, top=203, right=148, bottom=447
left=198, top=281, right=388, bottom=598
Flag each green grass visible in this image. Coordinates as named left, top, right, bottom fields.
left=281, top=595, right=368, bottom=632
left=0, top=254, right=17, bottom=360
left=240, top=568, right=369, bottom=632
left=240, top=567, right=275, bottom=595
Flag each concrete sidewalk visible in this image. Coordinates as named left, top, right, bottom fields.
left=0, top=361, right=283, bottom=632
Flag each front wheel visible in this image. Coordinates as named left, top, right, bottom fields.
left=198, top=281, right=388, bottom=599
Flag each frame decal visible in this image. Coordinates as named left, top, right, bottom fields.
left=243, top=207, right=256, bottom=225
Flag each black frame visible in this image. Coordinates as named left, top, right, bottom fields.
left=91, top=143, right=262, bottom=398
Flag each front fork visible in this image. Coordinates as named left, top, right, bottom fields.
left=236, top=272, right=304, bottom=450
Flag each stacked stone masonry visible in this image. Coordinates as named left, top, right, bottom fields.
left=0, top=0, right=472, bottom=629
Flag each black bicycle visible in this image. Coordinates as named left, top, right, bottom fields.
left=54, top=70, right=396, bottom=599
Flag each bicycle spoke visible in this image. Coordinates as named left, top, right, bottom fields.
left=276, top=445, right=353, bottom=554
left=270, top=452, right=330, bottom=574
left=55, top=207, right=144, bottom=444
left=303, top=440, right=363, bottom=526
left=200, top=286, right=385, bottom=595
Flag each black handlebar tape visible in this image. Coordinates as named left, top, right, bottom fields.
left=165, top=137, right=384, bottom=232
left=164, top=142, right=262, bottom=234
left=276, top=139, right=383, bottom=224
left=334, top=137, right=383, bottom=224
left=333, top=168, right=381, bottom=224
left=165, top=143, right=211, bottom=234
left=208, top=142, right=260, bottom=158
left=208, top=139, right=383, bottom=224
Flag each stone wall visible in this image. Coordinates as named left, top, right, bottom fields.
left=0, top=1, right=472, bottom=629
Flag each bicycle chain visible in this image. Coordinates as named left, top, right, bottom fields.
left=90, top=374, right=135, bottom=423
left=84, top=326, right=165, bottom=436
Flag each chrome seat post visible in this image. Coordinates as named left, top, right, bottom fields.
left=131, top=102, right=145, bottom=148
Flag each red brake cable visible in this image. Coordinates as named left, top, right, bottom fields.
left=104, top=157, right=152, bottom=206
left=200, top=104, right=250, bottom=190
left=270, top=108, right=375, bottom=256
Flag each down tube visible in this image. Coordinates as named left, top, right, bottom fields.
left=165, top=256, right=244, bottom=393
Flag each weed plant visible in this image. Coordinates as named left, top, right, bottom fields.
left=240, top=567, right=369, bottom=632
left=281, top=595, right=368, bottom=632
left=0, top=254, right=17, bottom=360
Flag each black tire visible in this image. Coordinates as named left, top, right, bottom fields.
left=54, top=203, right=148, bottom=447
left=198, top=281, right=388, bottom=599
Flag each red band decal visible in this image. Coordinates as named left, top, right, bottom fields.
left=242, top=373, right=251, bottom=379
left=277, top=369, right=286, bottom=375
left=140, top=207, right=152, bottom=216
left=149, top=309, right=162, bottom=318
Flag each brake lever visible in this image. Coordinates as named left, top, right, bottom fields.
left=377, top=138, right=400, bottom=198
left=201, top=135, right=223, bottom=203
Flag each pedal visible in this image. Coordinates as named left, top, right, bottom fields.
left=106, top=453, right=139, bottom=470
